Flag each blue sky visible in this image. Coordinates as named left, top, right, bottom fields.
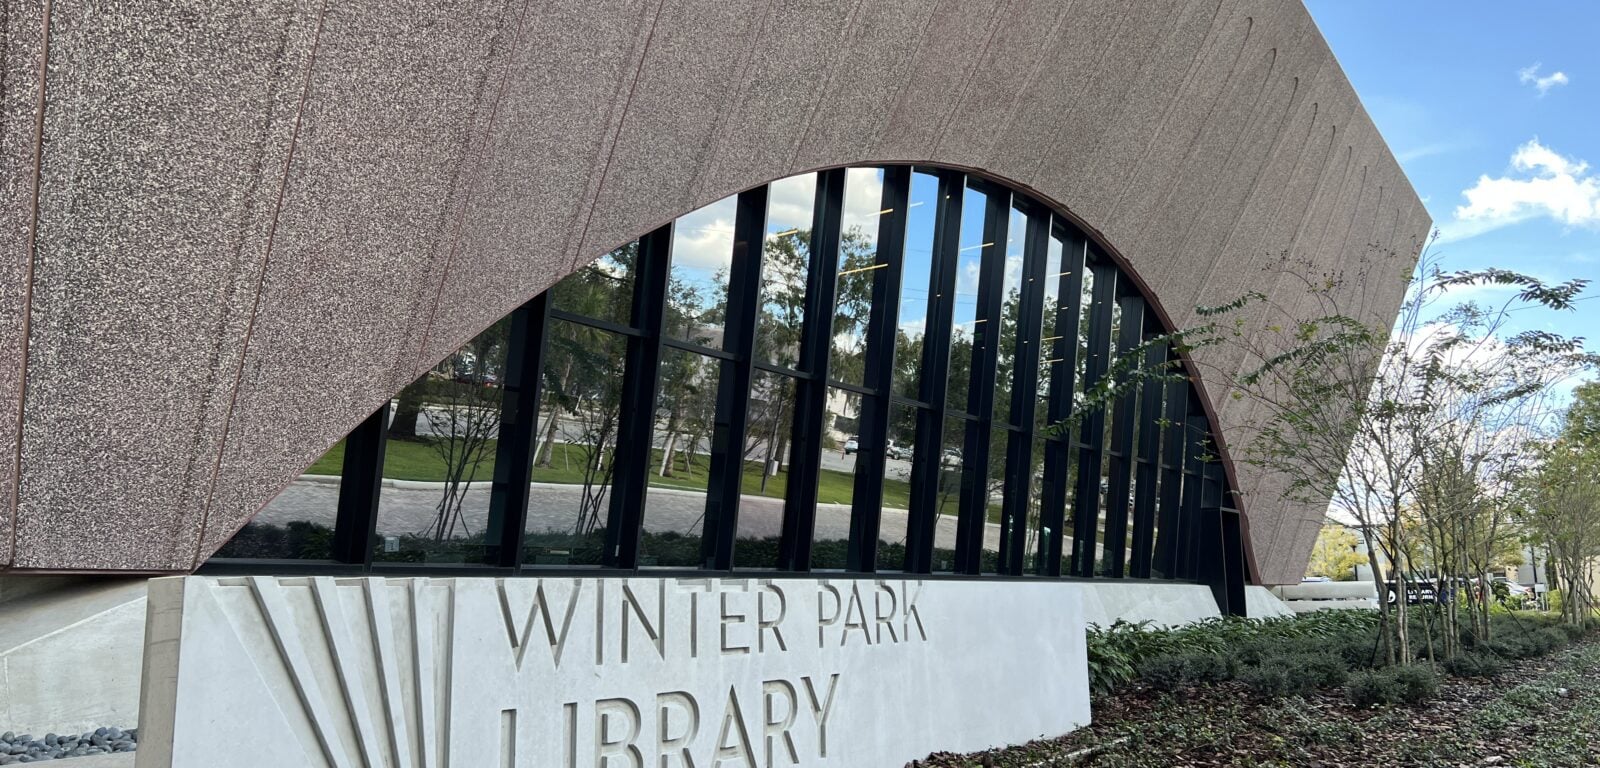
left=1306, top=1, right=1600, bottom=351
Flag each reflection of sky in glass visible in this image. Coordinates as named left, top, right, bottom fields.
left=765, top=173, right=814, bottom=290
left=840, top=167, right=885, bottom=247
left=898, top=172, right=940, bottom=342
left=766, top=173, right=816, bottom=241
left=949, top=182, right=988, bottom=347
left=758, top=172, right=816, bottom=359
left=669, top=194, right=737, bottom=331
left=995, top=204, right=1027, bottom=423
left=1004, top=206, right=1026, bottom=300
left=1039, top=231, right=1064, bottom=405
left=830, top=168, right=886, bottom=383
left=1075, top=263, right=1095, bottom=396
left=946, top=182, right=988, bottom=414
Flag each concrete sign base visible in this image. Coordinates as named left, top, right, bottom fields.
left=135, top=576, right=1090, bottom=767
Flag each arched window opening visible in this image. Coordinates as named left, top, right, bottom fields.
left=209, top=165, right=1246, bottom=608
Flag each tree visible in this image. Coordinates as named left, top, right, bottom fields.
left=1524, top=382, right=1600, bottom=625
left=1306, top=524, right=1365, bottom=580
left=1213, top=238, right=1592, bottom=663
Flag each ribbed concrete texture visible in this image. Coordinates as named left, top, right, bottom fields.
left=0, top=0, right=1429, bottom=582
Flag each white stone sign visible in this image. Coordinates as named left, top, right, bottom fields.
left=136, top=576, right=1089, bottom=767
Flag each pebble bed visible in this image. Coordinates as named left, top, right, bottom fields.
left=0, top=728, right=136, bottom=763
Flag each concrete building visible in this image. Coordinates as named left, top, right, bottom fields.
left=0, top=0, right=1427, bottom=761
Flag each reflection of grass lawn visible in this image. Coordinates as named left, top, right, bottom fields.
left=306, top=439, right=914, bottom=508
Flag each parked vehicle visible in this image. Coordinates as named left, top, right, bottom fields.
left=843, top=437, right=860, bottom=455
left=885, top=441, right=909, bottom=460
left=941, top=448, right=962, bottom=467
left=1383, top=578, right=1450, bottom=605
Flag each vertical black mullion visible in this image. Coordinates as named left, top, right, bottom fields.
left=1221, top=507, right=1247, bottom=615
left=1099, top=294, right=1144, bottom=577
left=1037, top=229, right=1086, bottom=576
left=1000, top=204, right=1048, bottom=576
left=778, top=168, right=846, bottom=572
left=1152, top=376, right=1190, bottom=577
left=1069, top=260, right=1116, bottom=577
left=333, top=402, right=389, bottom=568
left=848, top=166, right=911, bottom=572
left=954, top=188, right=1010, bottom=575
left=1198, top=460, right=1232, bottom=612
left=484, top=293, right=549, bottom=567
left=1197, top=498, right=1227, bottom=614
left=700, top=186, right=769, bottom=570
left=904, top=171, right=965, bottom=574
left=603, top=226, right=672, bottom=569
left=1175, top=409, right=1209, bottom=580
left=1128, top=334, right=1166, bottom=578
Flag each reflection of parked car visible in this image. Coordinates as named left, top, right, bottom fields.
left=886, top=441, right=909, bottom=460
left=941, top=448, right=962, bottom=467
left=843, top=437, right=860, bottom=455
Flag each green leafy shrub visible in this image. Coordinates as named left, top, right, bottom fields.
left=1182, top=653, right=1238, bottom=684
left=1535, top=626, right=1571, bottom=652
left=1287, top=652, right=1350, bottom=687
left=1136, top=652, right=1236, bottom=691
left=1389, top=664, right=1439, bottom=704
left=1240, top=665, right=1298, bottom=698
left=1486, top=637, right=1538, bottom=660
left=1335, top=633, right=1382, bottom=669
left=1345, top=670, right=1401, bottom=708
left=213, top=520, right=335, bottom=559
left=1241, top=653, right=1346, bottom=699
left=1443, top=652, right=1505, bottom=678
left=1086, top=621, right=1149, bottom=695
left=1137, top=656, right=1191, bottom=691
left=1556, top=622, right=1586, bottom=642
left=1086, top=611, right=1382, bottom=696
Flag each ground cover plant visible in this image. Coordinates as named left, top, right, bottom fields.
left=918, top=609, right=1600, bottom=767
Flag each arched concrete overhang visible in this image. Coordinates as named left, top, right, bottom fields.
left=0, top=0, right=1429, bottom=581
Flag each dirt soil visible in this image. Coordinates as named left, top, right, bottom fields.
left=912, top=638, right=1600, bottom=768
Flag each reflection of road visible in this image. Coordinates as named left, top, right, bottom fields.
left=255, top=478, right=998, bottom=552
left=404, top=407, right=915, bottom=481
left=817, top=451, right=912, bottom=482
left=407, top=408, right=713, bottom=455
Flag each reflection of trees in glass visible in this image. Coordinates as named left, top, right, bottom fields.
left=389, top=378, right=426, bottom=440
left=551, top=245, right=635, bottom=325
left=537, top=244, right=655, bottom=537
left=421, top=378, right=499, bottom=542
left=893, top=329, right=923, bottom=401
left=746, top=372, right=792, bottom=494
left=538, top=322, right=624, bottom=537
left=757, top=231, right=808, bottom=368
left=406, top=320, right=509, bottom=543
left=657, top=351, right=717, bottom=479
left=830, top=227, right=877, bottom=384
left=757, top=226, right=875, bottom=371
left=666, top=270, right=720, bottom=346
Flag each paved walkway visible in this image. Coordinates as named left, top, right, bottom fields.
left=256, top=479, right=1001, bottom=553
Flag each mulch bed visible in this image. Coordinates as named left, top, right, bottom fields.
left=912, top=640, right=1600, bottom=768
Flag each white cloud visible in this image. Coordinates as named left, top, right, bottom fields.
left=1443, top=138, right=1600, bottom=242
left=670, top=196, right=737, bottom=279
left=1518, top=63, right=1570, bottom=96
left=1397, top=142, right=1469, bottom=164
left=763, top=168, right=888, bottom=248
left=840, top=168, right=886, bottom=244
